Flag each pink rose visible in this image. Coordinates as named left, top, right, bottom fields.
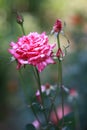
left=8, top=32, right=56, bottom=72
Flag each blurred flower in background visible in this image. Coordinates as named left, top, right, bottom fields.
left=0, top=0, right=87, bottom=130
left=50, top=105, right=72, bottom=125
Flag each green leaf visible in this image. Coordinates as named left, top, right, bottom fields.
left=58, top=112, right=75, bottom=130
left=26, top=124, right=36, bottom=130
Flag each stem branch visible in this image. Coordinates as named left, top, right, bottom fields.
left=57, top=33, right=64, bottom=127
left=21, top=24, right=25, bottom=35
left=35, top=68, right=48, bottom=123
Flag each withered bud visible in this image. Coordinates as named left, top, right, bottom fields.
left=16, top=12, right=24, bottom=25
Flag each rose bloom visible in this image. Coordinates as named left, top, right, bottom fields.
left=8, top=32, right=56, bottom=72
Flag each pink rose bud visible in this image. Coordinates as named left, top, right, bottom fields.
left=68, top=88, right=78, bottom=102
left=36, top=85, right=46, bottom=103
left=56, top=48, right=64, bottom=60
left=16, top=12, right=24, bottom=25
left=32, top=120, right=40, bottom=129
left=45, top=83, right=57, bottom=95
left=70, top=88, right=78, bottom=98
left=51, top=19, right=62, bottom=34
left=45, top=83, right=50, bottom=89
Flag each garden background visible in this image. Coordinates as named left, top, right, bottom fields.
left=0, top=0, right=87, bottom=130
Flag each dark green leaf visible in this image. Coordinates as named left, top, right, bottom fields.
left=26, top=124, right=36, bottom=130
left=58, top=112, right=75, bottom=130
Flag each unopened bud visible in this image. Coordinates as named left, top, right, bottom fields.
left=56, top=48, right=64, bottom=60
left=68, top=88, right=79, bottom=102
left=32, top=120, right=40, bottom=129
left=69, top=88, right=78, bottom=98
left=16, top=12, right=24, bottom=25
left=35, top=85, right=45, bottom=103
left=51, top=19, right=62, bottom=34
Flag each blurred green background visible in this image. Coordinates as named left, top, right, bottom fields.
left=0, top=0, right=87, bottom=129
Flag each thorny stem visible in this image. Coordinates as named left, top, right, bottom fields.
left=35, top=68, right=48, bottom=123
left=48, top=93, right=62, bottom=130
left=57, top=33, right=60, bottom=48
left=54, top=105, right=60, bottom=130
left=48, top=92, right=59, bottom=121
left=21, top=24, right=25, bottom=35
left=30, top=104, right=42, bottom=125
left=57, top=33, right=64, bottom=127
